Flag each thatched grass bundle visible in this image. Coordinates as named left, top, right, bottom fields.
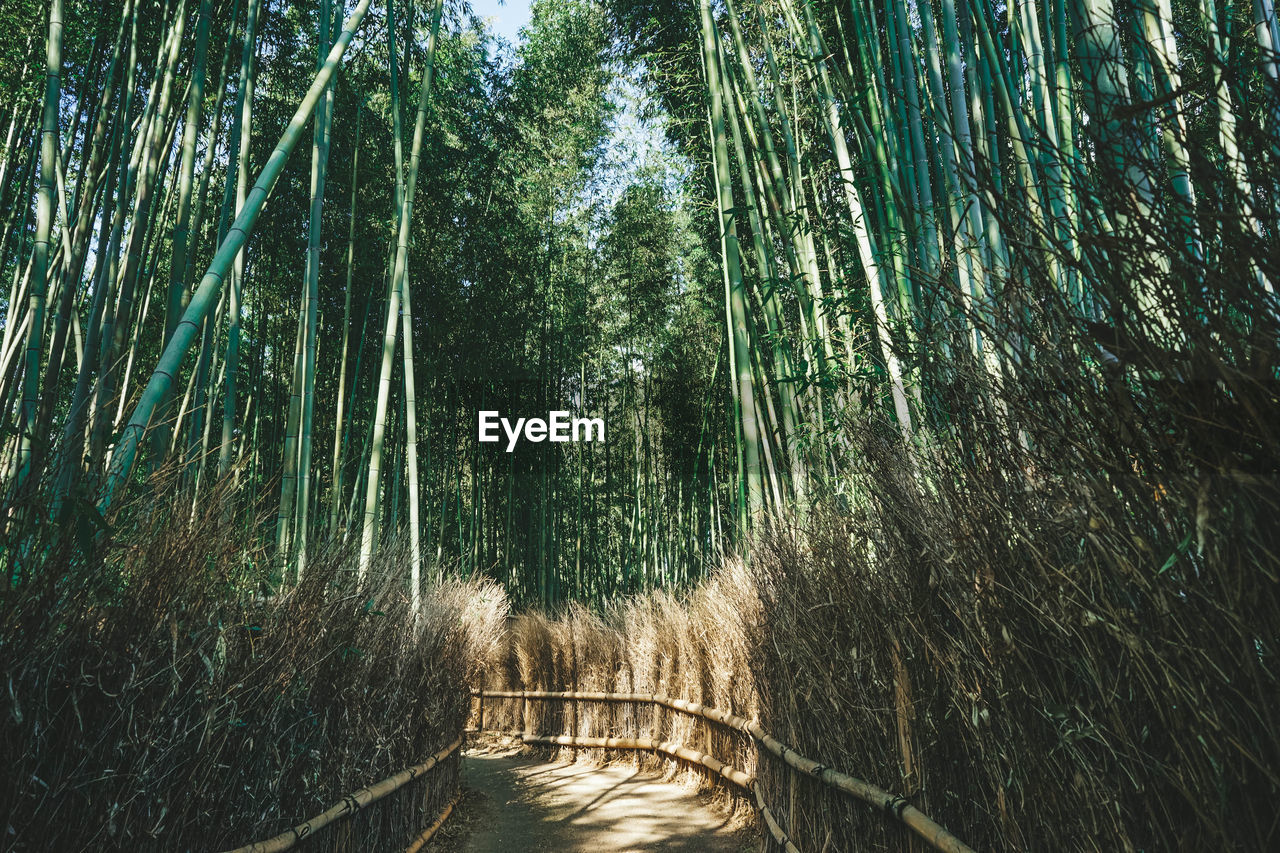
left=490, top=462, right=1279, bottom=852
left=0, top=487, right=507, bottom=851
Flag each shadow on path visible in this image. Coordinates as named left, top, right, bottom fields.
left=430, top=747, right=754, bottom=852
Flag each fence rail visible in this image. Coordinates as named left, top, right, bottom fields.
left=472, top=688, right=974, bottom=853
left=219, top=735, right=463, bottom=853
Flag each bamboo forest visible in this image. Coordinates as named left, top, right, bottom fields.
left=1, top=0, right=1278, bottom=849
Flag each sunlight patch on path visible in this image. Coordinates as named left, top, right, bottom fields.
left=435, top=749, right=754, bottom=852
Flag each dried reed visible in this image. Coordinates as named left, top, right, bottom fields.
left=0, top=481, right=507, bottom=851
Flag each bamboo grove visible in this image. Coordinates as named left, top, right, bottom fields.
left=2, top=0, right=1278, bottom=607
left=0, top=0, right=739, bottom=605
left=632, top=0, right=1280, bottom=522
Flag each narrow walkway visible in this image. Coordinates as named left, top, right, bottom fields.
left=428, top=746, right=754, bottom=852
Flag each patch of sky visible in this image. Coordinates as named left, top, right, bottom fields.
left=559, top=63, right=695, bottom=250
left=469, top=0, right=534, bottom=47
left=468, top=1, right=691, bottom=232
left=594, top=67, right=694, bottom=208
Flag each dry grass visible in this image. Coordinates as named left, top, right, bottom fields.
left=0, top=483, right=508, bottom=852
left=489, top=461, right=1278, bottom=852
left=477, top=565, right=761, bottom=819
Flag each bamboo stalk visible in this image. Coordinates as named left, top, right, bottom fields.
left=754, top=781, right=801, bottom=853
left=17, top=0, right=64, bottom=489
left=402, top=792, right=461, bottom=853
left=358, top=0, right=446, bottom=577
left=220, top=0, right=263, bottom=479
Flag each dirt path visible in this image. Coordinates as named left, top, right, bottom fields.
left=426, top=746, right=755, bottom=853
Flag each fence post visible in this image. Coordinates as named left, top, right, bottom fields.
left=520, top=692, right=528, bottom=737
left=891, top=640, right=919, bottom=795
left=788, top=767, right=799, bottom=846
left=477, top=691, right=484, bottom=732
left=701, top=698, right=712, bottom=762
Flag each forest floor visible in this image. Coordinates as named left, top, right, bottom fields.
left=424, top=740, right=757, bottom=852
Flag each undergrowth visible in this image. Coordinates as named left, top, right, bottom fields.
left=492, top=433, right=1279, bottom=851
left=0, top=484, right=507, bottom=852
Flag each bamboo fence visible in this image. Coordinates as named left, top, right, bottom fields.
left=402, top=792, right=461, bottom=853
left=218, top=735, right=464, bottom=853
left=472, top=688, right=974, bottom=853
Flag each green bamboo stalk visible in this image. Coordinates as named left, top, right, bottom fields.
left=276, top=300, right=306, bottom=565
left=293, top=0, right=337, bottom=578
left=359, top=0, right=446, bottom=578
left=699, top=0, right=762, bottom=522
left=721, top=39, right=802, bottom=503
left=102, top=0, right=376, bottom=510
left=183, top=0, right=242, bottom=487
left=16, top=0, right=64, bottom=491
left=165, top=0, right=214, bottom=346
left=150, top=0, right=214, bottom=463
left=790, top=0, right=913, bottom=435
left=219, top=0, right=263, bottom=478
left=330, top=100, right=362, bottom=529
